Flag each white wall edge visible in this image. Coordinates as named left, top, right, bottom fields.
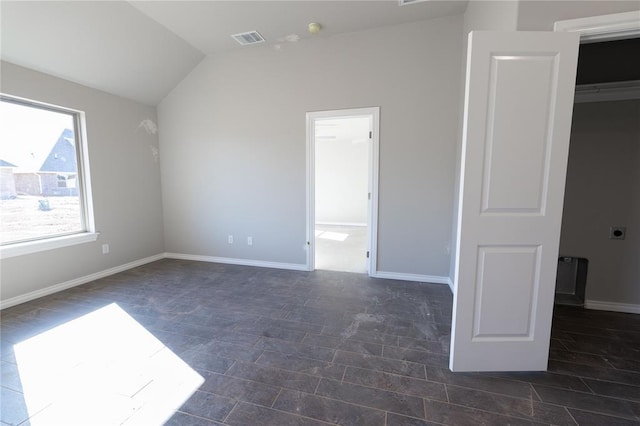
left=371, top=271, right=450, bottom=285
left=554, top=10, right=640, bottom=41
left=0, top=253, right=165, bottom=310
left=584, top=300, right=640, bottom=315
left=447, top=277, right=454, bottom=293
left=0, top=232, right=99, bottom=260
left=164, top=253, right=309, bottom=272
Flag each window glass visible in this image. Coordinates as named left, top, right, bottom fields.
left=0, top=96, right=88, bottom=245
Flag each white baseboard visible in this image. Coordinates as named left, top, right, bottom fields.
left=371, top=271, right=450, bottom=285
left=0, top=253, right=165, bottom=310
left=584, top=300, right=640, bottom=314
left=447, top=277, right=454, bottom=293
left=164, top=253, right=308, bottom=272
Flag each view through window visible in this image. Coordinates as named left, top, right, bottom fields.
left=0, top=96, right=88, bottom=245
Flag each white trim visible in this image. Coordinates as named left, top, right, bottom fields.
left=585, top=299, right=640, bottom=315
left=164, top=252, right=308, bottom=272
left=315, top=222, right=367, bottom=227
left=554, top=10, right=640, bottom=42
left=575, top=80, right=640, bottom=103
left=306, top=107, right=380, bottom=275
left=0, top=232, right=99, bottom=259
left=0, top=253, right=164, bottom=310
left=371, top=271, right=450, bottom=285
left=447, top=277, right=454, bottom=293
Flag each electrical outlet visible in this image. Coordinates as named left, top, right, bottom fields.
left=228, top=235, right=233, bottom=244
left=247, top=236, right=253, bottom=246
left=102, top=244, right=109, bottom=254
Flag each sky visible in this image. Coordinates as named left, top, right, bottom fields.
left=0, top=100, right=74, bottom=171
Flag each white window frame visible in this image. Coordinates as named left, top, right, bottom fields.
left=0, top=94, right=97, bottom=259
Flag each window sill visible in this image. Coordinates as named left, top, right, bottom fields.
left=0, top=232, right=99, bottom=260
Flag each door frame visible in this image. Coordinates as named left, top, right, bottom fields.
left=553, top=10, right=640, bottom=42
left=306, top=107, right=380, bottom=274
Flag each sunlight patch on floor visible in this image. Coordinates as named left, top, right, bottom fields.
left=14, top=303, right=203, bottom=425
left=316, top=231, right=349, bottom=241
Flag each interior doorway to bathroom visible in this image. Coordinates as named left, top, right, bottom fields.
left=306, top=107, right=379, bottom=274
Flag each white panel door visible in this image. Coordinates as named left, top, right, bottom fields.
left=451, top=31, right=579, bottom=372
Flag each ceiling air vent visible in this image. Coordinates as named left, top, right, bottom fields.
left=231, top=31, right=265, bottom=46
left=399, top=0, right=429, bottom=5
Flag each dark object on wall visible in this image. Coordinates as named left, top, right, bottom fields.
left=555, top=257, right=588, bottom=306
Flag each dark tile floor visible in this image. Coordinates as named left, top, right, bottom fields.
left=1, top=259, right=639, bottom=425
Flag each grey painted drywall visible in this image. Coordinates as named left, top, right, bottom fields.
left=0, top=61, right=164, bottom=301
left=159, top=16, right=463, bottom=276
left=559, top=100, right=640, bottom=306
left=449, top=1, right=520, bottom=286
left=464, top=1, right=519, bottom=33
left=517, top=1, right=640, bottom=31
left=315, top=117, right=369, bottom=225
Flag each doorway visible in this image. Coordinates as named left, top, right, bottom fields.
left=306, top=107, right=380, bottom=275
left=556, top=37, right=640, bottom=313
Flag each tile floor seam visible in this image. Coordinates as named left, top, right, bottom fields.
left=564, top=405, right=580, bottom=426
left=169, top=410, right=222, bottom=425
left=443, top=384, right=450, bottom=403
left=423, top=397, right=428, bottom=420
left=284, top=387, right=405, bottom=420
left=270, top=387, right=284, bottom=408
left=425, top=397, right=554, bottom=425
left=224, top=359, right=237, bottom=375
left=530, top=383, right=543, bottom=402
left=317, top=376, right=436, bottom=410
left=542, top=398, right=640, bottom=423
left=537, top=378, right=640, bottom=400
left=445, top=382, right=559, bottom=402
left=220, top=399, right=239, bottom=424
left=240, top=401, right=337, bottom=425
left=563, top=406, right=640, bottom=423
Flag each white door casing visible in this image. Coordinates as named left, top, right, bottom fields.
left=306, top=107, right=380, bottom=275
left=451, top=31, right=580, bottom=372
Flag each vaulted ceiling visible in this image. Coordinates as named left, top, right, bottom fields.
left=1, top=1, right=468, bottom=106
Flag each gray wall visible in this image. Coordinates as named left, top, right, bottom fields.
left=560, top=100, right=640, bottom=306
left=0, top=61, right=165, bottom=301
left=158, top=16, right=463, bottom=277
left=517, top=1, right=640, bottom=31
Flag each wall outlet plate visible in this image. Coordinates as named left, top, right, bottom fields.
left=609, top=226, right=626, bottom=240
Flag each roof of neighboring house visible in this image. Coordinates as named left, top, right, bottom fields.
left=39, top=129, right=77, bottom=173
left=0, top=159, right=17, bottom=168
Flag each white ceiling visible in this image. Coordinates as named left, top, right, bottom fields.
left=1, top=1, right=468, bottom=106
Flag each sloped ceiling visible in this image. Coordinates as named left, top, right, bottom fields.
left=1, top=1, right=468, bottom=106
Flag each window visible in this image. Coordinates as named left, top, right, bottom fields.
left=0, top=95, right=96, bottom=258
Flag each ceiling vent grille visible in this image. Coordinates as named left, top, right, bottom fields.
left=231, top=31, right=265, bottom=46
left=399, top=0, right=429, bottom=5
